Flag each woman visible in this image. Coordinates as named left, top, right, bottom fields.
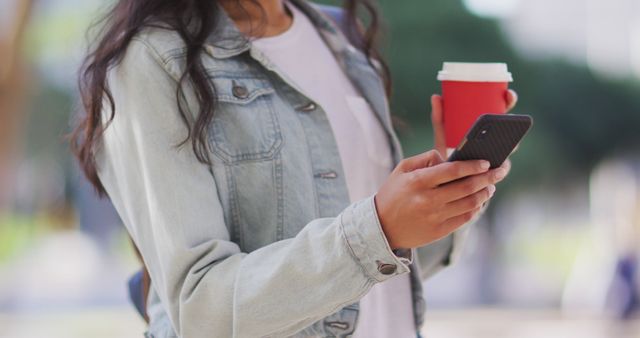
left=71, top=0, right=515, bottom=337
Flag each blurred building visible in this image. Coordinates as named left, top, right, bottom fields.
left=563, top=156, right=640, bottom=319
left=503, top=0, right=640, bottom=79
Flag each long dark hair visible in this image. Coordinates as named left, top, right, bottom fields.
left=70, top=0, right=390, bottom=196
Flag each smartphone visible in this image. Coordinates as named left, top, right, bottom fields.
left=447, top=114, right=533, bottom=169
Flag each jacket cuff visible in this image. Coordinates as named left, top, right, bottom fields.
left=340, top=196, right=411, bottom=282
left=392, top=248, right=413, bottom=266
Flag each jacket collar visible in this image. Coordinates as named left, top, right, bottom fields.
left=205, top=0, right=351, bottom=59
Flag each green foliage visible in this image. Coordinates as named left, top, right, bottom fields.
left=0, top=216, right=37, bottom=264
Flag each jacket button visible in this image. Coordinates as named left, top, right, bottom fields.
left=298, top=102, right=316, bottom=112
left=377, top=261, right=397, bottom=275
left=325, top=321, right=349, bottom=330
left=232, top=85, right=249, bottom=99
left=314, top=171, right=338, bottom=179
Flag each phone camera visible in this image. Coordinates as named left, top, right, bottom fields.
left=476, top=125, right=491, bottom=140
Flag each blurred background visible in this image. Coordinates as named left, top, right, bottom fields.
left=0, top=0, right=638, bottom=337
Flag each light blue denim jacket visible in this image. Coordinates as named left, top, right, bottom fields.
left=96, top=1, right=469, bottom=337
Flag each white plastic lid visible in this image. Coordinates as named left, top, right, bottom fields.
left=437, top=62, right=513, bottom=82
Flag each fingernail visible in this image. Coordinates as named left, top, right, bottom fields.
left=480, top=161, right=490, bottom=170
left=494, top=168, right=507, bottom=181
left=488, top=185, right=496, bottom=196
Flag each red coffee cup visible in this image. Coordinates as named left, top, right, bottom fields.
left=438, top=62, right=513, bottom=148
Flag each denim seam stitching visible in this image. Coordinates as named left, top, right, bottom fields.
left=162, top=47, right=188, bottom=63
left=131, top=37, right=181, bottom=83
left=369, top=197, right=412, bottom=275
left=265, top=278, right=373, bottom=338
left=274, top=153, right=285, bottom=240
left=206, top=70, right=269, bottom=80
left=215, top=87, right=276, bottom=104
left=339, top=211, right=379, bottom=283
left=292, top=100, right=321, bottom=217
left=226, top=164, right=243, bottom=248
left=209, top=95, right=284, bottom=164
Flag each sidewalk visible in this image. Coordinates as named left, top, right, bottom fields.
left=1, top=308, right=637, bottom=338
left=0, top=307, right=145, bottom=338
left=422, top=309, right=640, bottom=338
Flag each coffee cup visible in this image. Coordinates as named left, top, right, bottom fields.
left=437, top=62, right=513, bottom=149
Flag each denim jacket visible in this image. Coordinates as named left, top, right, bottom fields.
left=96, top=1, right=469, bottom=337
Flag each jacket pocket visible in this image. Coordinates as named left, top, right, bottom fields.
left=208, top=75, right=283, bottom=164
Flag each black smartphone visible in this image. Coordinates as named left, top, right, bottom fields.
left=447, top=114, right=533, bottom=169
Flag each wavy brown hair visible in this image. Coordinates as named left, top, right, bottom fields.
left=70, top=0, right=390, bottom=196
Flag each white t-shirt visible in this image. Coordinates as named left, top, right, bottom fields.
left=252, top=4, right=416, bottom=338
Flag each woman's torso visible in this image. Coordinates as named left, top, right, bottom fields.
left=111, top=1, right=428, bottom=336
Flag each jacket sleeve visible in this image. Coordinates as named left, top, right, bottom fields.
left=414, top=225, right=470, bottom=281
left=96, top=39, right=410, bottom=338
left=415, top=204, right=486, bottom=281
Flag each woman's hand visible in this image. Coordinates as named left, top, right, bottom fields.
left=375, top=91, right=518, bottom=249
left=430, top=90, right=519, bottom=157
left=375, top=150, right=509, bottom=250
